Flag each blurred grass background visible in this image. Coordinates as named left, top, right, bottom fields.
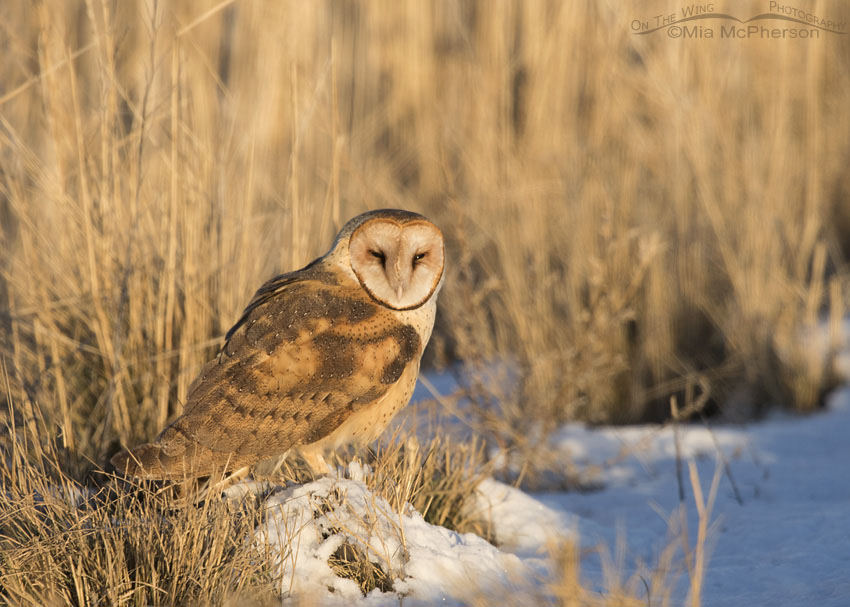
left=1, top=0, right=849, bottom=479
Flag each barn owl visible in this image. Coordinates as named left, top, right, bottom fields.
left=112, top=209, right=445, bottom=479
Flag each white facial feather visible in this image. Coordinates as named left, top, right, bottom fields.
left=348, top=218, right=445, bottom=310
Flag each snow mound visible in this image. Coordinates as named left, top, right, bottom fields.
left=258, top=474, right=534, bottom=606
left=466, top=477, right=570, bottom=554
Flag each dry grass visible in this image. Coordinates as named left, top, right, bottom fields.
left=439, top=0, right=850, bottom=445
left=0, top=0, right=848, bottom=603
left=1, top=1, right=848, bottom=476
left=0, top=412, right=280, bottom=606
left=363, top=431, right=493, bottom=538
left=0, top=388, right=489, bottom=604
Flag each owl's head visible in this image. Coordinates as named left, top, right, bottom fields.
left=333, top=209, right=445, bottom=310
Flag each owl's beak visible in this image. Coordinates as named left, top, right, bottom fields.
left=390, top=255, right=407, bottom=302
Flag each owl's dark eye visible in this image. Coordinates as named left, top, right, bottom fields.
left=370, top=250, right=386, bottom=266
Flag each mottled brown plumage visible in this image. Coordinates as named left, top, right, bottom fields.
left=112, top=209, right=444, bottom=479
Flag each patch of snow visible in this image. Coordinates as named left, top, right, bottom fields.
left=535, top=384, right=850, bottom=607
left=258, top=475, right=537, bottom=605
left=465, top=477, right=569, bottom=555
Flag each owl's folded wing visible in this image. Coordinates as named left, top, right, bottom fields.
left=158, top=273, right=420, bottom=461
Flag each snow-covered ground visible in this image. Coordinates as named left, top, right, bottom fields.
left=254, top=334, right=850, bottom=606
left=541, top=385, right=850, bottom=606
left=256, top=470, right=538, bottom=606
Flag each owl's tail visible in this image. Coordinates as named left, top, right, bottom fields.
left=111, top=443, right=170, bottom=479
left=110, top=440, right=243, bottom=480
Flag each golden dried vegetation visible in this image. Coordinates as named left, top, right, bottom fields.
left=1, top=0, right=848, bottom=604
